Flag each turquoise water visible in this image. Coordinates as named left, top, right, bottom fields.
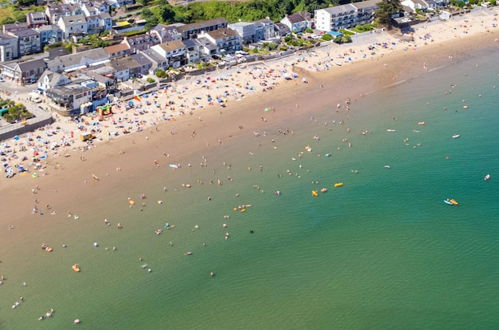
left=1, top=46, right=498, bottom=329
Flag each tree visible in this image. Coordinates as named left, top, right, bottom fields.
left=158, top=4, right=176, bottom=24
left=375, top=0, right=402, bottom=29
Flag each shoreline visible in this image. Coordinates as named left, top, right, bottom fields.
left=0, top=25, right=498, bottom=235
left=0, top=7, right=497, bottom=180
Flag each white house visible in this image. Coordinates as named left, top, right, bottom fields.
left=199, top=28, right=242, bottom=54
left=150, top=39, right=187, bottom=68
left=280, top=11, right=312, bottom=33
left=58, top=14, right=88, bottom=38
left=228, top=22, right=257, bottom=44
left=38, top=70, right=71, bottom=92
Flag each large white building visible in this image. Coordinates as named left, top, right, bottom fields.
left=315, top=0, right=378, bottom=32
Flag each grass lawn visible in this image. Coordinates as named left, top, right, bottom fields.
left=339, top=29, right=355, bottom=36
left=350, top=24, right=375, bottom=33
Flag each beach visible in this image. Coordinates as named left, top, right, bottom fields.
left=1, top=7, right=498, bottom=178
left=0, top=9, right=499, bottom=329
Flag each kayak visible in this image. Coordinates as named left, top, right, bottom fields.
left=444, top=199, right=459, bottom=206
left=334, top=183, right=344, bottom=188
left=311, top=190, right=319, bottom=197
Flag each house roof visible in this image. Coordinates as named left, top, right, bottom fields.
left=274, top=23, right=291, bottom=33
left=322, top=4, right=356, bottom=15
left=0, top=32, right=17, bottom=41
left=36, top=24, right=62, bottom=32
left=286, top=11, right=311, bottom=24
left=206, top=28, right=239, bottom=40
left=28, top=12, right=48, bottom=20
left=157, top=39, right=186, bottom=52
left=8, top=28, right=39, bottom=38
left=196, top=37, right=217, bottom=50
left=60, top=14, right=86, bottom=26
left=47, top=47, right=70, bottom=60
left=17, top=59, right=46, bottom=73
left=49, top=85, right=90, bottom=96
left=3, top=22, right=29, bottom=32
left=124, top=33, right=160, bottom=47
left=131, top=53, right=152, bottom=67
left=105, top=43, right=130, bottom=54
left=352, top=0, right=379, bottom=9
left=109, top=57, right=141, bottom=72
left=58, top=48, right=109, bottom=68
left=99, top=12, right=111, bottom=19
left=177, top=18, right=227, bottom=33
left=141, top=49, right=167, bottom=64
left=47, top=3, right=76, bottom=14
left=182, top=38, right=199, bottom=49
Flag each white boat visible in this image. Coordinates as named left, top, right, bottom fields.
left=452, top=134, right=460, bottom=139
left=484, top=174, right=491, bottom=181
left=386, top=129, right=397, bottom=132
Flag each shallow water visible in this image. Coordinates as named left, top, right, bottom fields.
left=1, top=46, right=498, bottom=329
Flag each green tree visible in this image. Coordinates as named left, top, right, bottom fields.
left=375, top=0, right=402, bottom=29
left=158, top=4, right=176, bottom=24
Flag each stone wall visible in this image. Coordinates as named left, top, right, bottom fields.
left=0, top=115, right=54, bottom=141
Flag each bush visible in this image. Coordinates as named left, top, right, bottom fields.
left=334, top=35, right=352, bottom=44
left=490, top=0, right=497, bottom=5
left=321, top=34, right=333, bottom=41
left=155, top=69, right=167, bottom=78
left=146, top=77, right=156, bottom=84
left=304, top=27, right=313, bottom=33
left=262, top=42, right=278, bottom=50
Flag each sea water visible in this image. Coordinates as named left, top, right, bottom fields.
left=1, top=46, right=498, bottom=330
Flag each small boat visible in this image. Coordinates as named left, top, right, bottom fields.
left=418, top=121, right=426, bottom=126
left=72, top=264, right=81, bottom=272
left=444, top=199, right=459, bottom=206
left=484, top=174, right=491, bottom=181
left=386, top=129, right=397, bottom=132
left=320, top=188, right=328, bottom=193
left=452, top=134, right=460, bottom=139
left=334, top=183, right=344, bottom=188
left=311, top=190, right=319, bottom=197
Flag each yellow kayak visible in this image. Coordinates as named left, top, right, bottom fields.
left=311, top=190, right=319, bottom=197
left=449, top=199, right=459, bottom=205
left=334, top=183, right=344, bottom=188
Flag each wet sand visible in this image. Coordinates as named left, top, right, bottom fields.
left=0, top=30, right=498, bottom=244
